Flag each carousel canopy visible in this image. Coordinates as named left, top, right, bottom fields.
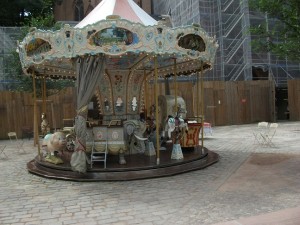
left=18, top=0, right=219, bottom=173
left=17, top=0, right=218, bottom=80
left=75, top=0, right=158, bottom=28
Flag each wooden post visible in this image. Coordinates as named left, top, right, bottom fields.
left=154, top=56, right=160, bottom=165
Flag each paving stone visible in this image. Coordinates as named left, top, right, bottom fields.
left=1, top=122, right=300, bottom=225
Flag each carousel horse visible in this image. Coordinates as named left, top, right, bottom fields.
left=164, top=116, right=187, bottom=141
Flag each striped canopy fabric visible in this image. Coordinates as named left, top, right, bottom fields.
left=75, top=0, right=157, bottom=28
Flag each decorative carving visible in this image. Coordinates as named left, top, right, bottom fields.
left=19, top=20, right=218, bottom=70
left=116, top=96, right=123, bottom=112
left=132, top=96, right=137, bottom=111
left=41, top=113, right=50, bottom=136
left=104, top=97, right=110, bottom=111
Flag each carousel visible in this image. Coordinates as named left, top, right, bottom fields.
left=18, top=0, right=219, bottom=181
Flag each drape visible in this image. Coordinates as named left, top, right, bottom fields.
left=70, top=54, right=106, bottom=173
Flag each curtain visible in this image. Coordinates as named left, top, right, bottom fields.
left=70, top=54, right=106, bottom=173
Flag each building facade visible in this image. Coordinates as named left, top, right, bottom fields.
left=153, top=0, right=300, bottom=88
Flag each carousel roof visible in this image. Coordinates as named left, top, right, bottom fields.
left=17, top=1, right=218, bottom=80
left=75, top=0, right=157, bottom=28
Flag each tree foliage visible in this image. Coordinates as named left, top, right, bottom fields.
left=3, top=0, right=74, bottom=96
left=0, top=0, right=55, bottom=26
left=249, top=0, right=300, bottom=61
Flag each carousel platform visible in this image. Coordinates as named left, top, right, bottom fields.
left=27, top=146, right=219, bottom=181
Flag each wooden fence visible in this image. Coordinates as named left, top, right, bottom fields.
left=288, top=79, right=300, bottom=121
left=152, top=80, right=276, bottom=126
left=0, top=80, right=279, bottom=140
left=0, top=88, right=76, bottom=140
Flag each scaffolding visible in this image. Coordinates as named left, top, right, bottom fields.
left=0, top=27, right=22, bottom=90
left=153, top=0, right=300, bottom=87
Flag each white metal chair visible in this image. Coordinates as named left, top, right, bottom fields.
left=0, top=145, right=7, bottom=159
left=202, top=122, right=213, bottom=135
left=7, top=132, right=26, bottom=153
left=261, top=123, right=278, bottom=146
left=91, top=127, right=108, bottom=168
left=253, top=122, right=269, bottom=145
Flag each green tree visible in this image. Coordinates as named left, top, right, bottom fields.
left=0, top=0, right=55, bottom=26
left=5, top=4, right=74, bottom=96
left=249, top=0, right=300, bottom=61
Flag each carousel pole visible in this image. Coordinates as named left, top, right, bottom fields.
left=154, top=55, right=160, bottom=165
left=196, top=72, right=200, bottom=123
left=42, top=76, right=46, bottom=113
left=200, top=61, right=204, bottom=150
left=144, top=68, right=148, bottom=118
left=32, top=71, right=41, bottom=158
left=174, top=58, right=178, bottom=115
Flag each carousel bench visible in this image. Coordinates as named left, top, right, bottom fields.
left=90, top=121, right=126, bottom=167
left=91, top=126, right=108, bottom=168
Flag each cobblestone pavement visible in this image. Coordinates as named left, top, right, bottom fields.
left=0, top=122, right=299, bottom=225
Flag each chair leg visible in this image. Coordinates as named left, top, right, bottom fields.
left=253, top=133, right=263, bottom=145
left=265, top=137, right=275, bottom=147
left=19, top=141, right=26, bottom=153
left=0, top=146, right=7, bottom=159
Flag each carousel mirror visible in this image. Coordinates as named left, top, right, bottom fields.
left=178, top=34, right=205, bottom=52
left=25, top=38, right=52, bottom=56
left=89, top=27, right=138, bottom=46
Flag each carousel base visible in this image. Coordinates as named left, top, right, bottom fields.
left=27, top=146, right=219, bottom=181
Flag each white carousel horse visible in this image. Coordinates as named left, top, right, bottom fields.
left=164, top=116, right=188, bottom=141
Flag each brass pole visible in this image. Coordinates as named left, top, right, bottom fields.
left=32, top=71, right=41, bottom=158
left=200, top=61, right=204, bottom=149
left=154, top=56, right=160, bottom=165
left=149, top=82, right=152, bottom=110
left=33, top=72, right=37, bottom=146
left=144, top=68, right=148, bottom=118
left=196, top=72, right=200, bottom=123
left=174, top=58, right=178, bottom=115
left=42, top=76, right=46, bottom=113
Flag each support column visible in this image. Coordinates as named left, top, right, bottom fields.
left=42, top=76, right=46, bottom=113
left=200, top=62, right=204, bottom=149
left=196, top=71, right=200, bottom=123
left=144, top=69, right=148, bottom=117
left=174, top=58, right=178, bottom=114
left=154, top=56, right=160, bottom=165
